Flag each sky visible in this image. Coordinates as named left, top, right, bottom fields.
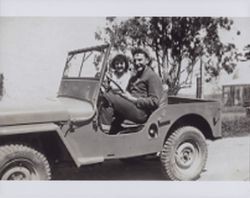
left=218, top=18, right=250, bottom=85
left=180, top=17, right=250, bottom=95
left=0, top=17, right=250, bottom=101
left=0, top=17, right=106, bottom=101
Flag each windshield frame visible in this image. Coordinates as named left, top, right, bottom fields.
left=62, top=44, right=110, bottom=80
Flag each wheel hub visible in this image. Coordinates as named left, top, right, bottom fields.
left=2, top=166, right=31, bottom=180
left=175, top=142, right=197, bottom=169
left=1, top=160, right=37, bottom=180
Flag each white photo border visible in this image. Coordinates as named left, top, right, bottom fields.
left=0, top=0, right=249, bottom=198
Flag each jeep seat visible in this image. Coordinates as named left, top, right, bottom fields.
left=121, top=120, right=144, bottom=128
left=120, top=120, right=144, bottom=134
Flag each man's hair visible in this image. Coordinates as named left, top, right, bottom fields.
left=131, top=48, right=150, bottom=59
left=110, top=54, right=129, bottom=72
left=131, top=48, right=152, bottom=66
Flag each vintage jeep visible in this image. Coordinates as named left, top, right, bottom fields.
left=0, top=44, right=221, bottom=180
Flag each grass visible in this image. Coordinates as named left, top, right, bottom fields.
left=222, top=106, right=246, bottom=113
left=222, top=112, right=250, bottom=137
left=205, top=95, right=249, bottom=137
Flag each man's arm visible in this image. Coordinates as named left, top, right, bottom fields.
left=136, top=73, right=163, bottom=111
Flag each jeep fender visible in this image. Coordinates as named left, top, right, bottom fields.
left=0, top=123, right=60, bottom=136
left=0, top=123, right=81, bottom=167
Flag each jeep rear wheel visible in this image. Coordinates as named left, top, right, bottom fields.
left=0, top=144, right=51, bottom=180
left=160, top=126, right=207, bottom=180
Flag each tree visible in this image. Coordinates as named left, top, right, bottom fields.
left=243, top=44, right=250, bottom=60
left=96, top=17, right=240, bottom=95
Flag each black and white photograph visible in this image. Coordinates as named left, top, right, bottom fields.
left=0, top=0, right=249, bottom=198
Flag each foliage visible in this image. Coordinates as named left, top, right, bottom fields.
left=222, top=114, right=250, bottom=137
left=243, top=44, right=250, bottom=60
left=96, top=17, right=240, bottom=95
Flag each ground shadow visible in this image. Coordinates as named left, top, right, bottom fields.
left=53, top=159, right=165, bottom=180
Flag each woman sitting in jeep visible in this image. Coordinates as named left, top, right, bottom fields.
left=100, top=54, right=131, bottom=130
left=102, top=48, right=163, bottom=134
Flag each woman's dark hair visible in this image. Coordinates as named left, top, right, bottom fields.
left=110, top=54, right=129, bottom=72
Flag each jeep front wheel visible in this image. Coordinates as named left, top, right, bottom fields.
left=0, top=144, right=51, bottom=180
left=160, top=126, right=207, bottom=180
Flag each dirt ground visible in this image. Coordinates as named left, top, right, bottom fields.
left=53, top=136, right=250, bottom=181
left=200, top=136, right=250, bottom=181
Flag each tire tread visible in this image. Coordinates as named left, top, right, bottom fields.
left=0, top=144, right=51, bottom=180
left=160, top=126, right=208, bottom=180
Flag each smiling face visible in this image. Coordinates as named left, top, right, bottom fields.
left=133, top=53, right=149, bottom=73
left=114, top=59, right=126, bottom=75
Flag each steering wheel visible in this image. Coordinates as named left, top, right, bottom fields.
left=104, top=75, right=125, bottom=93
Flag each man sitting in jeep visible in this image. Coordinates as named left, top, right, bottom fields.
left=103, top=48, right=163, bottom=134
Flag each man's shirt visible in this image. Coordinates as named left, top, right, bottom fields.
left=127, top=66, right=163, bottom=114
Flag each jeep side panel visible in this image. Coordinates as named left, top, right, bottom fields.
left=99, top=100, right=221, bottom=160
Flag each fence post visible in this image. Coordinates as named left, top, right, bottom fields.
left=0, top=73, right=4, bottom=100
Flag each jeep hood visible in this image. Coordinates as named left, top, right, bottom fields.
left=0, top=97, right=95, bottom=126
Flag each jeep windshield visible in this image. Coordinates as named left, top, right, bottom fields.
left=63, top=44, right=109, bottom=79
